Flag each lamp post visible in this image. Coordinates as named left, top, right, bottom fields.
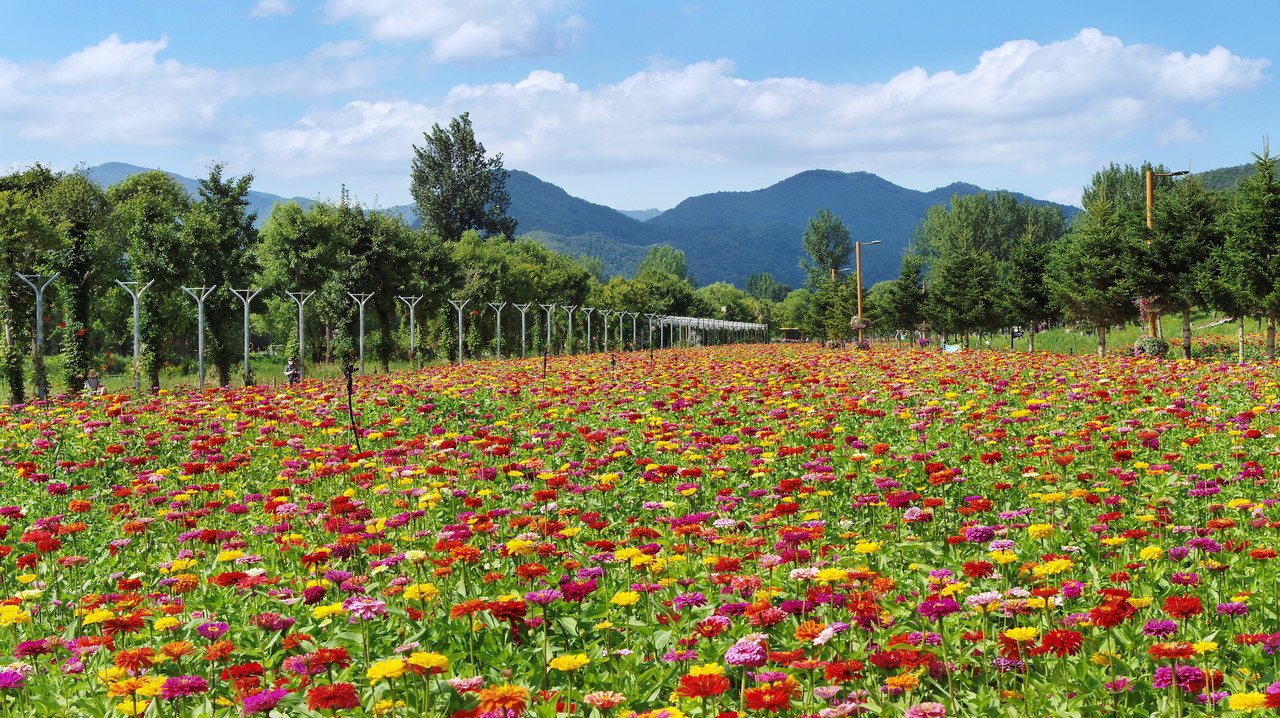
left=854, top=240, right=882, bottom=346
left=1144, top=169, right=1190, bottom=338
left=348, top=292, right=374, bottom=375
left=116, top=279, right=153, bottom=391
left=17, top=272, right=59, bottom=400
left=398, top=296, right=422, bottom=365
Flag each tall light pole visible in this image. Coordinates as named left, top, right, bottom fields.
left=17, top=272, right=59, bottom=400
left=116, top=280, right=153, bottom=391
left=348, top=292, right=374, bottom=374
left=229, top=287, right=262, bottom=383
left=854, top=240, right=882, bottom=345
left=1145, top=169, right=1190, bottom=338
left=286, top=291, right=314, bottom=378
left=398, top=296, right=422, bottom=365
left=182, top=286, right=218, bottom=390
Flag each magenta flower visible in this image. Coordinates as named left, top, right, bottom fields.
left=242, top=687, right=289, bottom=715
left=160, top=675, right=209, bottom=700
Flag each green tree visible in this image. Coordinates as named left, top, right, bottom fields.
left=876, top=253, right=927, bottom=336
left=0, top=187, right=61, bottom=403
left=745, top=272, right=790, bottom=302
left=999, top=226, right=1058, bottom=352
left=1048, top=195, right=1140, bottom=356
left=1144, top=176, right=1225, bottom=359
left=182, top=164, right=260, bottom=385
left=636, top=245, right=690, bottom=281
left=44, top=170, right=119, bottom=392
left=799, top=208, right=852, bottom=288
left=410, top=112, right=516, bottom=242
left=256, top=200, right=351, bottom=367
left=1217, top=145, right=1280, bottom=360
left=923, top=231, right=1001, bottom=344
left=108, top=171, right=194, bottom=391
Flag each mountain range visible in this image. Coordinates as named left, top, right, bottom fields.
left=87, top=162, right=1081, bottom=289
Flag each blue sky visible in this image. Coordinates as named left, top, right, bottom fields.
left=1, top=1, right=1274, bottom=211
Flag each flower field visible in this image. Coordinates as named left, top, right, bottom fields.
left=4, top=344, right=1280, bottom=717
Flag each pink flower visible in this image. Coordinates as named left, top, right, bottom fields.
left=905, top=702, right=947, bottom=718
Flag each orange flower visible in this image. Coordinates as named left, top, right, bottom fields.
left=160, top=641, right=195, bottom=660
left=478, top=684, right=529, bottom=714
left=202, top=640, right=235, bottom=662
left=793, top=620, right=827, bottom=642
left=450, top=600, right=487, bottom=619
left=114, top=647, right=156, bottom=671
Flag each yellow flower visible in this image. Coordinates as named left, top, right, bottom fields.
left=367, top=659, right=407, bottom=683
left=1193, top=641, right=1219, bottom=654
left=1027, top=524, right=1054, bottom=539
left=1090, top=652, right=1117, bottom=667
left=373, top=699, right=408, bottom=716
left=989, top=550, right=1019, bottom=565
left=611, top=591, right=641, bottom=607
left=0, top=605, right=32, bottom=626
left=506, top=539, right=535, bottom=556
left=312, top=603, right=347, bottom=620
left=1139, top=546, right=1163, bottom=561
left=1126, top=597, right=1154, bottom=609
left=814, top=568, right=848, bottom=583
left=115, top=699, right=152, bottom=716
left=1039, top=492, right=1066, bottom=504
left=687, top=663, right=724, bottom=677
left=407, top=652, right=449, bottom=671
left=1002, top=626, right=1038, bottom=642
left=1033, top=558, right=1074, bottom=577
left=152, top=617, right=182, bottom=632
left=549, top=654, right=591, bottom=672
left=403, top=583, right=440, bottom=601
left=853, top=541, right=882, bottom=554
left=1229, top=693, right=1266, bottom=712
left=593, top=621, right=615, bottom=630
left=216, top=550, right=245, bottom=562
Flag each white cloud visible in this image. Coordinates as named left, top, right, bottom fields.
left=0, top=35, right=390, bottom=149
left=1156, top=117, right=1209, bottom=147
left=249, top=0, right=293, bottom=19
left=323, top=0, right=582, bottom=62
left=254, top=29, right=1269, bottom=188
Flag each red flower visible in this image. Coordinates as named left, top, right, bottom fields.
left=674, top=674, right=731, bottom=698
left=743, top=686, right=792, bottom=713
left=1162, top=595, right=1204, bottom=619
left=307, top=683, right=360, bottom=711
left=1036, top=629, right=1084, bottom=657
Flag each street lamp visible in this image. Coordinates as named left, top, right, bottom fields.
left=1146, top=169, right=1190, bottom=229
left=1144, top=169, right=1190, bottom=338
left=854, top=240, right=882, bottom=345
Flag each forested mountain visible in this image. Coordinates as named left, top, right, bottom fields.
left=87, top=162, right=1079, bottom=289
left=1195, top=163, right=1256, bottom=191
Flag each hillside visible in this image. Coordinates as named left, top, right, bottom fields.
left=85, top=162, right=1080, bottom=290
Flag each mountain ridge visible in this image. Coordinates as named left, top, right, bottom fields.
left=85, top=162, right=1080, bottom=289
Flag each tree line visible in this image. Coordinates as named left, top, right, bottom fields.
left=0, top=116, right=787, bottom=403
left=797, top=144, right=1280, bottom=359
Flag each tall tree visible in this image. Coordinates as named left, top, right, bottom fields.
left=255, top=200, right=350, bottom=366
left=1000, top=226, right=1058, bottom=352
left=876, top=253, right=927, bottom=336
left=182, top=164, right=260, bottom=385
left=745, top=272, right=790, bottom=303
left=799, top=208, right=853, bottom=288
left=109, top=171, right=194, bottom=390
left=1217, top=145, right=1280, bottom=360
left=636, top=245, right=690, bottom=281
left=1143, top=175, right=1225, bottom=359
left=410, top=112, right=516, bottom=242
left=0, top=187, right=61, bottom=403
left=1048, top=195, right=1140, bottom=356
left=923, top=231, right=1001, bottom=344
left=44, top=170, right=118, bottom=392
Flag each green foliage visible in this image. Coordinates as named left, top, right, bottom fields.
left=744, top=272, right=790, bottom=302
left=1048, top=194, right=1140, bottom=355
left=799, top=207, right=852, bottom=289
left=1135, top=335, right=1170, bottom=358
left=410, top=113, right=516, bottom=242
left=874, top=253, right=927, bottom=334
left=636, top=245, right=689, bottom=281
left=1215, top=144, right=1280, bottom=358
left=0, top=176, right=64, bottom=403
left=922, top=231, right=1002, bottom=338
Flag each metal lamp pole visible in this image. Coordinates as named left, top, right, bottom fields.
left=398, top=295, right=422, bottom=365
left=348, top=292, right=373, bottom=374
left=563, top=305, right=577, bottom=354
left=115, top=280, right=154, bottom=391
left=17, top=272, right=59, bottom=400
left=854, top=240, right=882, bottom=346
left=286, top=291, right=315, bottom=378
left=182, top=286, right=218, bottom=390
left=583, top=308, right=595, bottom=353
left=447, top=299, right=469, bottom=363
left=488, top=301, right=508, bottom=358
left=229, top=287, right=262, bottom=382
left=515, top=303, right=532, bottom=358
